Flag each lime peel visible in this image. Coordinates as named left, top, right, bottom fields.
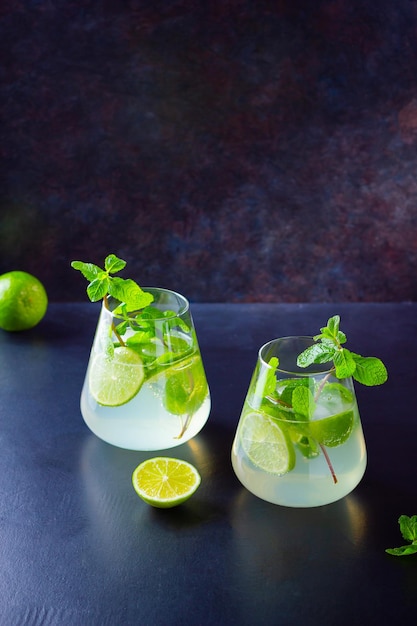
left=241, top=411, right=295, bottom=475
left=132, top=457, right=201, bottom=508
left=0, top=271, right=48, bottom=331
left=309, top=409, right=354, bottom=447
left=89, top=346, right=144, bottom=406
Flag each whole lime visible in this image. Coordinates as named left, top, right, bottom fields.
left=0, top=271, right=48, bottom=331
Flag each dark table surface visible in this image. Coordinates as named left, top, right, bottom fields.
left=1, top=302, right=416, bottom=625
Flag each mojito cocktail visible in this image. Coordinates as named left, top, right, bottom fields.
left=72, top=255, right=210, bottom=451
left=81, top=288, right=210, bottom=450
left=232, top=334, right=369, bottom=507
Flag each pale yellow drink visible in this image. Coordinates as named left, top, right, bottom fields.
left=80, top=288, right=210, bottom=450
left=231, top=336, right=367, bottom=507
left=232, top=397, right=366, bottom=507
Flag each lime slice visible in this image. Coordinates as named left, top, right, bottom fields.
left=132, top=457, right=201, bottom=508
left=240, top=411, right=296, bottom=475
left=89, top=346, right=144, bottom=406
left=309, top=409, right=354, bottom=447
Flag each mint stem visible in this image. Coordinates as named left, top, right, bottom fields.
left=320, top=443, right=338, bottom=483
left=104, top=294, right=126, bottom=347
left=313, top=371, right=338, bottom=483
left=175, top=369, right=195, bottom=438
left=314, top=370, right=334, bottom=401
left=265, top=394, right=291, bottom=408
left=176, top=414, right=192, bottom=439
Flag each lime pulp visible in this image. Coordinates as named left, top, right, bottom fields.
left=240, top=411, right=296, bottom=475
left=132, top=457, right=201, bottom=508
left=89, top=346, right=145, bottom=406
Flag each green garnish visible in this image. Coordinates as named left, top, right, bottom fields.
left=71, top=253, right=190, bottom=356
left=71, top=253, right=153, bottom=311
left=297, top=315, right=388, bottom=386
left=386, top=515, right=417, bottom=556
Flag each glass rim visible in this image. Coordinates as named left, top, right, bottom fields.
left=103, top=286, right=190, bottom=321
left=258, top=335, right=334, bottom=376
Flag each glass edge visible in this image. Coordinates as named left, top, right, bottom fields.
left=258, top=335, right=334, bottom=376
left=104, top=287, right=190, bottom=321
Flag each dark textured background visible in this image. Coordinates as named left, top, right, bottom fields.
left=1, top=0, right=417, bottom=303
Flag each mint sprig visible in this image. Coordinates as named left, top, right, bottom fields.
left=297, top=315, right=388, bottom=386
left=386, top=515, right=417, bottom=556
left=71, top=254, right=153, bottom=312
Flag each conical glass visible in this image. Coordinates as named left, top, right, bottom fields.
left=80, top=287, right=210, bottom=450
left=231, top=336, right=367, bottom=507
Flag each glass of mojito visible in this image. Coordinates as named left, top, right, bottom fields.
left=80, top=286, right=210, bottom=450
left=231, top=336, right=368, bottom=507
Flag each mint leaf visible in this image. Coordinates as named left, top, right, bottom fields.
left=333, top=348, right=356, bottom=378
left=256, top=356, right=279, bottom=400
left=104, top=254, right=126, bottom=274
left=114, top=320, right=129, bottom=336
left=140, top=305, right=169, bottom=320
left=109, top=277, right=153, bottom=311
left=336, top=330, right=347, bottom=344
left=264, top=357, right=279, bottom=395
left=386, top=515, right=417, bottom=556
left=351, top=354, right=388, bottom=386
left=277, top=378, right=310, bottom=406
left=317, top=315, right=339, bottom=338
left=297, top=343, right=336, bottom=367
left=386, top=544, right=417, bottom=556
left=87, top=276, right=109, bottom=302
left=71, top=261, right=103, bottom=282
left=292, top=386, right=316, bottom=419
left=399, top=514, right=417, bottom=542
left=315, top=316, right=346, bottom=344
left=163, top=358, right=208, bottom=418
left=125, top=330, right=154, bottom=345
left=296, top=435, right=320, bottom=459
left=327, top=315, right=340, bottom=334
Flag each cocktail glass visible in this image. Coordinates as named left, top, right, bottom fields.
left=231, top=336, right=366, bottom=507
left=80, top=287, right=210, bottom=450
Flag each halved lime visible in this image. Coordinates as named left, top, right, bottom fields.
left=240, top=411, right=296, bottom=475
left=309, top=409, right=354, bottom=447
left=89, top=346, right=144, bottom=406
left=132, top=457, right=201, bottom=508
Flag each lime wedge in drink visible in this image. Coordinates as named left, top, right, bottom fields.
left=89, top=346, right=145, bottom=406
left=240, top=411, right=296, bottom=475
left=308, top=409, right=354, bottom=447
left=132, top=457, right=201, bottom=508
